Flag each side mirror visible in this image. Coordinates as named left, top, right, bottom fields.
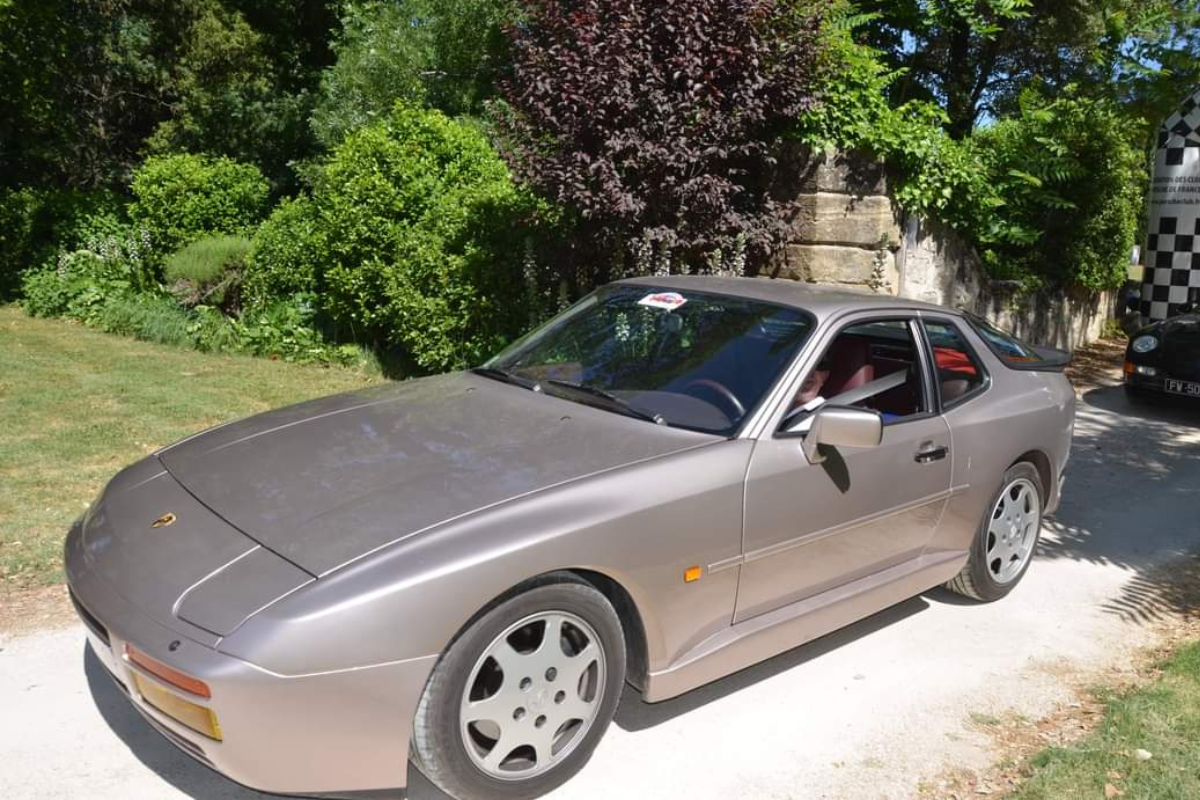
left=1125, top=296, right=1140, bottom=313
left=796, top=406, right=883, bottom=465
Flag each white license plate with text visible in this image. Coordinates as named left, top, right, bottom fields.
left=1166, top=379, right=1200, bottom=397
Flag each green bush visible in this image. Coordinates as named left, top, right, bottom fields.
left=164, top=235, right=252, bottom=309
left=311, top=103, right=538, bottom=372
left=310, top=0, right=513, bottom=148
left=0, top=188, right=127, bottom=299
left=186, top=305, right=245, bottom=353
left=968, top=89, right=1143, bottom=291
left=129, top=154, right=270, bottom=255
left=243, top=196, right=322, bottom=308
left=21, top=227, right=157, bottom=321
left=797, top=11, right=1140, bottom=292
left=235, top=295, right=359, bottom=365
left=164, top=235, right=251, bottom=285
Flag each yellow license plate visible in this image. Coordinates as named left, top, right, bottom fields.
left=132, top=672, right=223, bottom=741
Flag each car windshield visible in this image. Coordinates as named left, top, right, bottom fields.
left=484, top=285, right=815, bottom=435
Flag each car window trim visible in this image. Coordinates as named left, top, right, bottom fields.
left=917, top=314, right=992, bottom=412
left=755, top=311, right=938, bottom=439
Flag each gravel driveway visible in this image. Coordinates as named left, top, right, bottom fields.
left=3, top=385, right=1199, bottom=800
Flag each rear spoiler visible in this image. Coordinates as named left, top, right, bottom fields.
left=1000, top=346, right=1073, bottom=373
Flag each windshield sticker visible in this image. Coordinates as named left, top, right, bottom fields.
left=638, top=292, right=688, bottom=312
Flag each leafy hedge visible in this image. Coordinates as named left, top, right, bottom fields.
left=245, top=102, right=539, bottom=372
left=129, top=153, right=270, bottom=255
left=243, top=196, right=322, bottom=307
left=970, top=90, right=1142, bottom=291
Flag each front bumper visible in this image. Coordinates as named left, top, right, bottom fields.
left=65, top=522, right=436, bottom=798
left=1124, top=369, right=1200, bottom=398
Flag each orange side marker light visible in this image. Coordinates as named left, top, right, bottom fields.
left=684, top=565, right=702, bottom=583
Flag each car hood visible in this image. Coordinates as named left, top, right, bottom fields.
left=157, top=371, right=715, bottom=576
left=1155, top=312, right=1200, bottom=342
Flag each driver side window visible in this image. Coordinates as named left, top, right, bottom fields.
left=791, top=319, right=928, bottom=424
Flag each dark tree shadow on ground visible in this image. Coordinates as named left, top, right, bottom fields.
left=1030, top=386, right=1200, bottom=624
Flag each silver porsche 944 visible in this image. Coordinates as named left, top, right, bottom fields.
left=65, top=276, right=1075, bottom=800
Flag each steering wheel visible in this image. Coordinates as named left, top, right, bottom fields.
left=684, top=379, right=747, bottom=420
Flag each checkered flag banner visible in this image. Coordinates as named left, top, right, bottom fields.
left=1158, top=89, right=1200, bottom=166
left=1143, top=87, right=1200, bottom=321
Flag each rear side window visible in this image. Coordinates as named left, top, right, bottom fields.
left=963, top=314, right=1040, bottom=364
left=923, top=320, right=986, bottom=407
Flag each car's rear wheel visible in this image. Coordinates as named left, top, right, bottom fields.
left=411, top=577, right=625, bottom=800
left=946, top=463, right=1043, bottom=602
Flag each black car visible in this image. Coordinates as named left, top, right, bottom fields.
left=1124, top=307, right=1200, bottom=401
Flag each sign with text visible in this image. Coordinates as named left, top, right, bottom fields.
left=1142, top=88, right=1200, bottom=321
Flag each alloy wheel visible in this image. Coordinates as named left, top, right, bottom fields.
left=459, top=611, right=607, bottom=781
left=986, top=477, right=1040, bottom=584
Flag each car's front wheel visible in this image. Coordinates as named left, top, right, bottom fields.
left=946, top=463, right=1044, bottom=602
left=411, top=577, right=626, bottom=800
left=1124, top=384, right=1151, bottom=404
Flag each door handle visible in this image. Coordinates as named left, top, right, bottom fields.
left=915, top=446, right=949, bottom=464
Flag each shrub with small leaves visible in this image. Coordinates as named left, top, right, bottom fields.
left=312, top=102, right=539, bottom=372
left=130, top=153, right=270, bottom=255
left=243, top=196, right=322, bottom=309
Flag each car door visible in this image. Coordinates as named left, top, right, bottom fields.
left=734, top=314, right=953, bottom=623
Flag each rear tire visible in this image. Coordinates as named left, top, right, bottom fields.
left=411, top=577, right=625, bottom=800
left=946, top=463, right=1043, bottom=602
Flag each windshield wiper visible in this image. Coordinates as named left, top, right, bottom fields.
left=543, top=380, right=666, bottom=425
left=471, top=367, right=542, bottom=392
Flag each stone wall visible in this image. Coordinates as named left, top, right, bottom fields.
left=897, top=216, right=1115, bottom=351
left=776, top=151, right=1115, bottom=351
left=776, top=152, right=901, bottom=294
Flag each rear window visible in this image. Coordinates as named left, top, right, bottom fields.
left=964, top=314, right=1040, bottom=363
left=962, top=313, right=1071, bottom=372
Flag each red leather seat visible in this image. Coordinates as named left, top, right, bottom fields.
left=823, top=337, right=875, bottom=397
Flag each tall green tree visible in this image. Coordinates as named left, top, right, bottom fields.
left=310, top=0, right=514, bottom=148
left=1098, top=0, right=1200, bottom=146
left=0, top=0, right=338, bottom=190
left=855, top=0, right=1200, bottom=139
left=144, top=1, right=336, bottom=189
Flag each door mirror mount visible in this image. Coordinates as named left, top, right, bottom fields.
left=792, top=406, right=884, bottom=465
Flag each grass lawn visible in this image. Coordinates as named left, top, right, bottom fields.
left=1012, top=642, right=1200, bottom=799
left=0, top=306, right=381, bottom=589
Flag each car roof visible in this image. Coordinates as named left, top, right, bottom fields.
left=614, top=275, right=956, bottom=319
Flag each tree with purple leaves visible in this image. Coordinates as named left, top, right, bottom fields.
left=495, top=0, right=829, bottom=286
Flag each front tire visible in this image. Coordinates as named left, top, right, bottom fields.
left=946, top=463, right=1043, bottom=602
left=1124, top=384, right=1151, bottom=404
left=411, top=577, right=626, bottom=800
